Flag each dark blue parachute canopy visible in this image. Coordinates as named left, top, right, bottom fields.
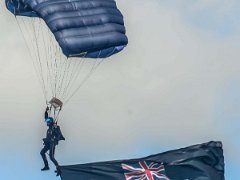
left=6, top=0, right=128, bottom=58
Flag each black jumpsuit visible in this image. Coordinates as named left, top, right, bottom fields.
left=40, top=125, right=65, bottom=168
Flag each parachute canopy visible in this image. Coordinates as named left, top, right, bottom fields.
left=6, top=0, right=128, bottom=58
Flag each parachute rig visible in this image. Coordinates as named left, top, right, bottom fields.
left=6, top=0, right=128, bottom=120
left=48, top=97, right=63, bottom=123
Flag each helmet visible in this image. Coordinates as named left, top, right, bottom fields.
left=45, top=117, right=54, bottom=124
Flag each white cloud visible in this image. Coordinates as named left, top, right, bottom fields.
left=0, top=0, right=239, bottom=172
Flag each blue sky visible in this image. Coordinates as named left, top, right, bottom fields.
left=1, top=0, right=240, bottom=179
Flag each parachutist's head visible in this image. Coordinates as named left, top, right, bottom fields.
left=45, top=117, right=54, bottom=126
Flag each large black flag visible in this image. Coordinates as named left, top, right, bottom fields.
left=60, top=141, right=224, bottom=180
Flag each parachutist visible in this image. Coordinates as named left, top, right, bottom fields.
left=40, top=108, right=65, bottom=173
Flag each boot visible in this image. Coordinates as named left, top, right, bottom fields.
left=55, top=166, right=62, bottom=176
left=41, top=166, right=50, bottom=171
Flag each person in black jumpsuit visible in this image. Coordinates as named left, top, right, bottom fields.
left=41, top=107, right=65, bottom=176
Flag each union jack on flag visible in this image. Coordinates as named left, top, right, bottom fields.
left=121, top=161, right=170, bottom=180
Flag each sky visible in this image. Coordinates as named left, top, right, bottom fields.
left=0, top=0, right=240, bottom=179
